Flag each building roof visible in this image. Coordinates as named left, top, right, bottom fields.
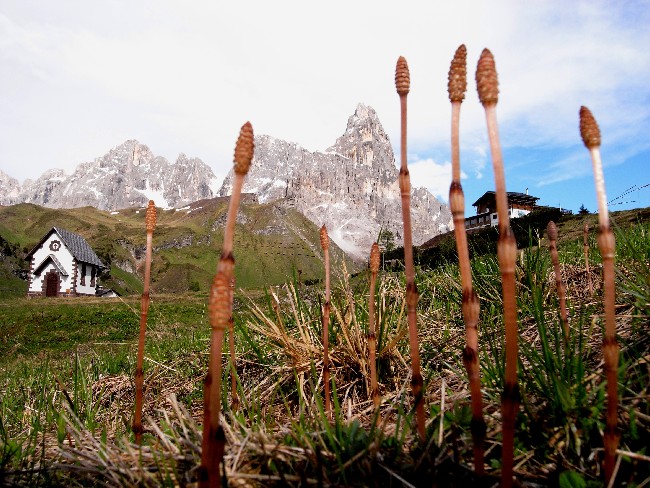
left=471, top=191, right=539, bottom=208
left=33, top=253, right=69, bottom=276
left=27, top=227, right=106, bottom=268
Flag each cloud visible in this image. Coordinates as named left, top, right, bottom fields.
left=0, top=0, right=649, bottom=199
left=408, top=155, right=467, bottom=202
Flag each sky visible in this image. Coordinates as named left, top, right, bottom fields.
left=1, top=0, right=649, bottom=214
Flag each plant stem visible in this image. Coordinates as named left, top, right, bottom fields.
left=200, top=122, right=254, bottom=488
left=201, top=263, right=233, bottom=488
left=133, top=200, right=156, bottom=445
left=395, top=56, right=426, bottom=442
left=584, top=222, right=592, bottom=295
left=580, top=106, right=619, bottom=484
left=547, top=221, right=569, bottom=341
left=448, top=44, right=485, bottom=475
left=229, top=277, right=239, bottom=412
left=476, top=49, right=519, bottom=487
left=320, top=225, right=332, bottom=416
left=368, top=242, right=380, bottom=409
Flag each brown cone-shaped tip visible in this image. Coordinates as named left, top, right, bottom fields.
left=579, top=106, right=601, bottom=148
left=546, top=221, right=558, bottom=241
left=448, top=44, right=467, bottom=103
left=320, top=225, right=329, bottom=251
left=395, top=56, right=410, bottom=96
left=208, top=270, right=232, bottom=330
left=234, top=122, right=255, bottom=175
left=370, top=242, right=380, bottom=273
left=476, top=48, right=499, bottom=106
left=145, top=200, right=157, bottom=232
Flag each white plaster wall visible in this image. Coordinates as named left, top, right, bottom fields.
left=75, top=262, right=99, bottom=296
left=489, top=208, right=531, bottom=227
left=30, top=233, right=75, bottom=293
left=510, top=208, right=531, bottom=219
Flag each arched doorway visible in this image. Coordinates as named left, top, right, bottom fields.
left=45, top=272, right=59, bottom=297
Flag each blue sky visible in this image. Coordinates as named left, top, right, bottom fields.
left=1, top=1, right=649, bottom=214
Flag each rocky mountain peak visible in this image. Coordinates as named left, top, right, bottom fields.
left=0, top=170, right=21, bottom=205
left=343, top=104, right=386, bottom=136
left=219, top=104, right=452, bottom=260
left=1, top=140, right=219, bottom=211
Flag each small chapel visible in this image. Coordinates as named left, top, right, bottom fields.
left=26, top=227, right=107, bottom=297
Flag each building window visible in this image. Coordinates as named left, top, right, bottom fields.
left=90, top=266, right=96, bottom=287
left=81, top=263, right=86, bottom=286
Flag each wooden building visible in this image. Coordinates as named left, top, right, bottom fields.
left=465, top=191, right=539, bottom=230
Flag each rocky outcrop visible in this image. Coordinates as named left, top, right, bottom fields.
left=1, top=141, right=220, bottom=210
left=0, top=170, right=24, bottom=206
left=219, top=104, right=452, bottom=260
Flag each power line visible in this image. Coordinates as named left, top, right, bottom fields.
left=608, top=183, right=649, bottom=204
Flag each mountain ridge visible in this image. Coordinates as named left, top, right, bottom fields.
left=1, top=104, right=453, bottom=260
left=219, top=104, right=452, bottom=259
left=0, top=140, right=219, bottom=210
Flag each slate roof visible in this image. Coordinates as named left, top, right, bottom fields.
left=27, top=227, right=106, bottom=268
left=54, top=227, right=106, bottom=268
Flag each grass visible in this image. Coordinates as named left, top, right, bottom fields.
left=0, top=217, right=648, bottom=486
left=0, top=296, right=208, bottom=365
left=0, top=200, right=356, bottom=294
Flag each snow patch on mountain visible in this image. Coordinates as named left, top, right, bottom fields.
left=134, top=179, right=171, bottom=209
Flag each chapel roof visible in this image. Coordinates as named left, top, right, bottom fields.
left=26, top=227, right=106, bottom=268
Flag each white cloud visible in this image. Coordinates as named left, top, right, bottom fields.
left=407, top=156, right=467, bottom=202
left=0, top=0, right=648, bottom=194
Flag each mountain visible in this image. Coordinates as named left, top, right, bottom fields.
left=219, top=104, right=452, bottom=260
left=0, top=200, right=353, bottom=295
left=0, top=170, right=22, bottom=205
left=1, top=104, right=452, bottom=260
left=0, top=141, right=220, bottom=210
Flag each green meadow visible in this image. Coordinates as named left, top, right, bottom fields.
left=1, top=209, right=648, bottom=486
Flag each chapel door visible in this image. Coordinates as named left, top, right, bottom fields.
left=45, top=273, right=59, bottom=297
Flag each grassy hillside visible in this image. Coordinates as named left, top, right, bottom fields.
left=0, top=198, right=355, bottom=295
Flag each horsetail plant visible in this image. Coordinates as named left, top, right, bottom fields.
left=476, top=48, right=520, bottom=487
left=395, top=55, right=426, bottom=441
left=229, top=276, right=239, bottom=412
left=200, top=122, right=254, bottom=488
left=547, top=221, right=569, bottom=341
left=448, top=44, right=485, bottom=475
left=579, top=106, right=619, bottom=484
left=584, top=221, right=593, bottom=295
left=320, top=224, right=332, bottom=416
left=368, top=242, right=380, bottom=409
left=133, top=199, right=156, bottom=445
left=201, top=266, right=232, bottom=488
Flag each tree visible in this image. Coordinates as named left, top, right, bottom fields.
left=578, top=204, right=590, bottom=215
left=377, top=228, right=396, bottom=253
